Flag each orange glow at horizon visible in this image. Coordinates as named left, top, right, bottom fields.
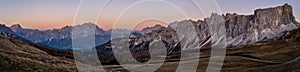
left=2, top=18, right=169, bottom=31
left=2, top=17, right=75, bottom=30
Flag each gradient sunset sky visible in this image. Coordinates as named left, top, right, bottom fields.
left=0, top=0, right=299, bottom=30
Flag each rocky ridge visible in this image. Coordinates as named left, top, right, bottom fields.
left=95, top=4, right=300, bottom=63
left=138, top=3, right=300, bottom=48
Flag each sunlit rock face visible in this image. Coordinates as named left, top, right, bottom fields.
left=223, top=3, right=299, bottom=46
left=254, top=3, right=297, bottom=27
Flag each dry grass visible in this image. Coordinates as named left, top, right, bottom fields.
left=0, top=36, right=77, bottom=71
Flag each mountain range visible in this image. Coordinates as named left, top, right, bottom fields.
left=10, top=23, right=111, bottom=50
left=0, top=3, right=300, bottom=71
left=95, top=3, right=300, bottom=64
left=9, top=22, right=157, bottom=50
left=94, top=4, right=300, bottom=71
left=100, top=3, right=298, bottom=48
left=0, top=24, right=31, bottom=43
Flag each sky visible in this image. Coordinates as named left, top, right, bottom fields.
left=0, top=0, right=299, bottom=30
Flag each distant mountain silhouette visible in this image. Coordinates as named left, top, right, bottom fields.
left=10, top=23, right=112, bottom=50
left=0, top=24, right=31, bottom=43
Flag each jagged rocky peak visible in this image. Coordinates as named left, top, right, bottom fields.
left=254, top=3, right=297, bottom=26
left=72, top=22, right=108, bottom=35
left=223, top=3, right=297, bottom=26
left=164, top=3, right=299, bottom=47
left=0, top=24, right=30, bottom=43
left=222, top=3, right=299, bottom=38
left=139, top=24, right=165, bottom=35
left=223, top=13, right=254, bottom=38
left=10, top=24, right=23, bottom=32
left=142, top=24, right=164, bottom=31
left=73, top=22, right=99, bottom=30
left=0, top=24, right=15, bottom=34
left=10, top=24, right=22, bottom=29
left=96, top=4, right=300, bottom=57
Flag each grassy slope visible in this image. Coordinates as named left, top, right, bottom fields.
left=0, top=36, right=77, bottom=72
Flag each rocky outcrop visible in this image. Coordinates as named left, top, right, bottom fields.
left=162, top=3, right=299, bottom=48
left=159, top=4, right=298, bottom=48
left=255, top=3, right=297, bottom=26
left=223, top=3, right=298, bottom=46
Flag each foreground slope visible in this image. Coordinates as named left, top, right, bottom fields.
left=0, top=36, right=77, bottom=71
